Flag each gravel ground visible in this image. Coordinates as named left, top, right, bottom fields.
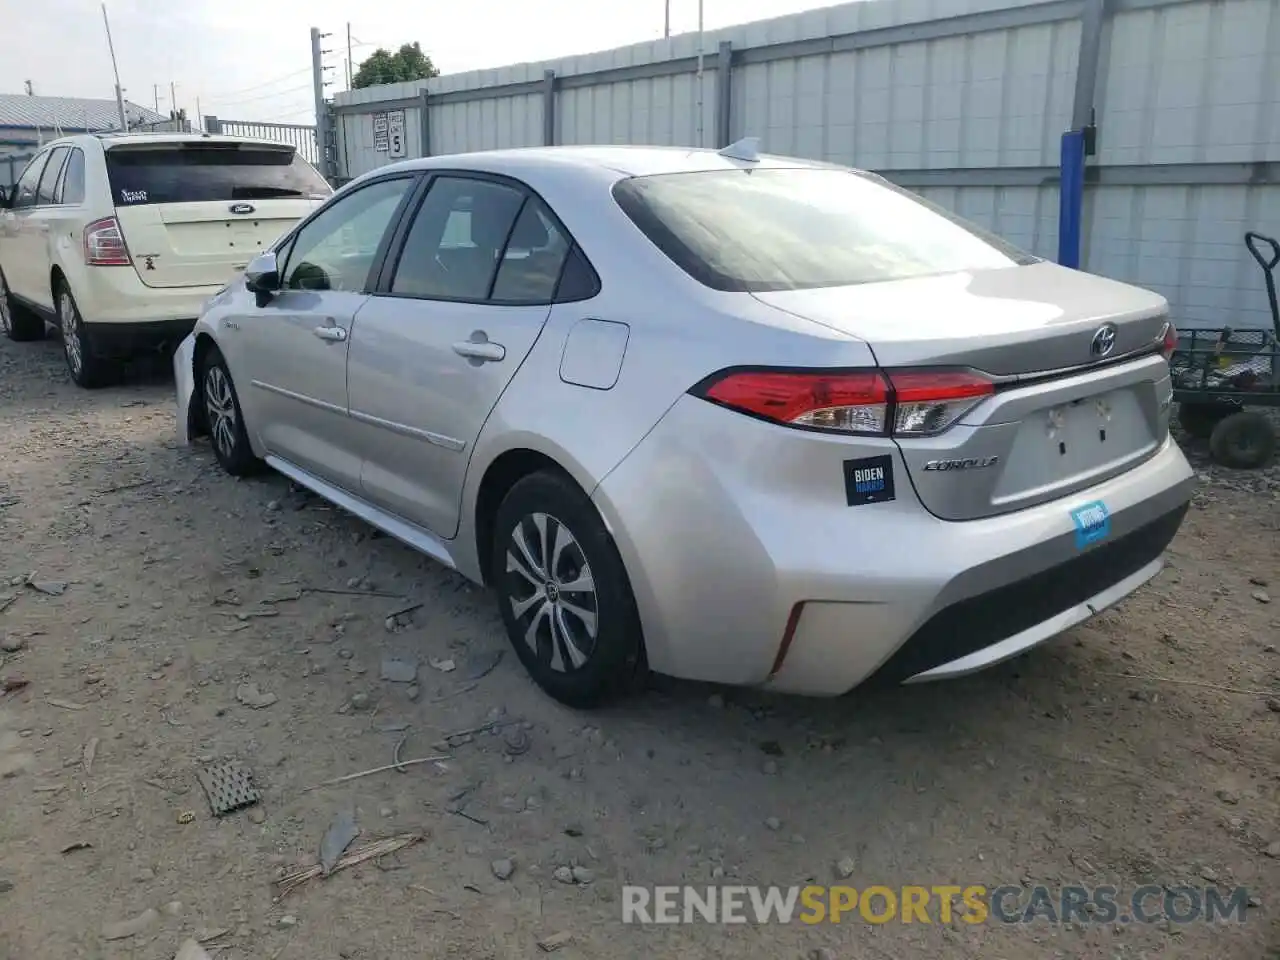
left=0, top=334, right=1277, bottom=960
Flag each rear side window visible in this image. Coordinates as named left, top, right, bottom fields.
left=55, top=149, right=85, bottom=204
left=105, top=144, right=332, bottom=207
left=612, top=168, right=1037, bottom=293
left=36, top=147, right=68, bottom=206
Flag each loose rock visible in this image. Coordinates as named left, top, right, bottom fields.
left=247, top=805, right=266, bottom=824
left=102, top=907, right=160, bottom=941
left=571, top=866, right=594, bottom=884
left=553, top=865, right=574, bottom=884
left=764, top=816, right=782, bottom=831
left=537, top=931, right=574, bottom=952
left=349, top=692, right=373, bottom=712
left=835, top=856, right=856, bottom=879
left=1253, top=590, right=1271, bottom=604
left=380, top=658, right=418, bottom=683
left=1264, top=841, right=1280, bottom=859
left=0, top=635, right=25, bottom=653
left=1215, top=788, right=1241, bottom=805
left=175, top=940, right=214, bottom=960
left=491, top=858, right=515, bottom=880
left=234, top=682, right=277, bottom=710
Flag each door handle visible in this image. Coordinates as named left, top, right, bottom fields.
left=313, top=325, right=347, bottom=342
left=452, top=340, right=505, bottom=362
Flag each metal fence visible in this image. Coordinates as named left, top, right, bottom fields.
left=204, top=117, right=320, bottom=166
left=331, top=0, right=1280, bottom=331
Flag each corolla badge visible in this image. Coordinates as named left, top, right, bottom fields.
left=1090, top=323, right=1118, bottom=358
left=229, top=203, right=256, bottom=215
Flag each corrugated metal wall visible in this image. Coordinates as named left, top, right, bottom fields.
left=333, top=0, right=1280, bottom=330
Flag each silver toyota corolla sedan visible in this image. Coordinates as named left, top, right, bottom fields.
left=174, top=141, right=1194, bottom=707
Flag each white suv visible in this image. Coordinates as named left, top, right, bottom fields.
left=0, top=132, right=330, bottom=387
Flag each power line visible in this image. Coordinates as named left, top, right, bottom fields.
left=204, top=82, right=313, bottom=109
left=201, top=67, right=313, bottom=102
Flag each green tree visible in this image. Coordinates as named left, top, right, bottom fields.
left=352, top=42, right=439, bottom=89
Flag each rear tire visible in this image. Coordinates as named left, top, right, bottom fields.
left=491, top=470, right=645, bottom=708
left=1177, top=401, right=1238, bottom=440
left=56, top=281, right=114, bottom=388
left=0, top=271, right=46, bottom=342
left=199, top=345, right=262, bottom=477
left=1208, top=410, right=1276, bottom=470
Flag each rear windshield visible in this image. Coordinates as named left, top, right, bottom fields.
left=106, top=144, right=332, bottom=206
left=612, top=168, right=1037, bottom=292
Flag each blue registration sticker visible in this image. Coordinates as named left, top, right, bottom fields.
left=1071, top=500, right=1111, bottom=550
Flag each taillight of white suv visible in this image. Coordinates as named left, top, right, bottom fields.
left=83, top=217, right=131, bottom=266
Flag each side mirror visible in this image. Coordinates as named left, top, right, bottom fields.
left=244, top=251, right=280, bottom=294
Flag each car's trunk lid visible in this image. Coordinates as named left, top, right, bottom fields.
left=106, top=140, right=330, bottom=289
left=754, top=263, right=1175, bottom=521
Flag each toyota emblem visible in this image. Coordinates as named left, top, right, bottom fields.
left=1090, top=324, right=1117, bottom=358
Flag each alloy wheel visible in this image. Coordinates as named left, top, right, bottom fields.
left=204, top=365, right=238, bottom=461
left=59, top=292, right=82, bottom=377
left=505, top=512, right=599, bottom=673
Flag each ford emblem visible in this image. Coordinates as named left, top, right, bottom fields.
left=229, top=203, right=255, bottom=215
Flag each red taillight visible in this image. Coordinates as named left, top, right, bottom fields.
left=694, top=367, right=994, bottom=437
left=83, top=217, right=131, bottom=266
left=1160, top=321, right=1178, bottom=361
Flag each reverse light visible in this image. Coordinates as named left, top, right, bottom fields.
left=83, top=217, right=131, bottom=266
left=694, top=367, right=994, bottom=437
left=1159, top=321, right=1178, bottom=361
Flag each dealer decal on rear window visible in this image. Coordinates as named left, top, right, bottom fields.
left=843, top=455, right=895, bottom=507
left=1070, top=500, right=1111, bottom=550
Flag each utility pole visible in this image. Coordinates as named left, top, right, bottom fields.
left=695, top=0, right=704, bottom=147
left=664, top=0, right=670, bottom=38
left=101, top=3, right=128, bottom=131
left=311, top=27, right=332, bottom=179
left=170, top=81, right=178, bottom=119
left=196, top=97, right=202, bottom=132
left=347, top=23, right=354, bottom=90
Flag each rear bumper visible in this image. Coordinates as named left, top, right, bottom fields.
left=87, top=317, right=197, bottom=357
left=591, top=394, right=1195, bottom=696
left=73, top=264, right=222, bottom=327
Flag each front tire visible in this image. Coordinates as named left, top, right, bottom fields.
left=491, top=471, right=645, bottom=708
left=56, top=281, right=113, bottom=388
left=0, top=271, right=45, bottom=342
left=199, top=346, right=262, bottom=476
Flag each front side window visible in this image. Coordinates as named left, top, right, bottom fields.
left=55, top=149, right=86, bottom=205
left=612, top=168, right=1037, bottom=293
left=281, top=177, right=414, bottom=292
left=390, top=176, right=527, bottom=301
left=36, top=147, right=69, bottom=206
left=106, top=143, right=332, bottom=207
left=10, top=153, right=49, bottom=209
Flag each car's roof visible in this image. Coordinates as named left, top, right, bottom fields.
left=391, top=144, right=844, bottom=181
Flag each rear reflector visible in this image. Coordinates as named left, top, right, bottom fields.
left=83, top=217, right=131, bottom=266
left=694, top=367, right=994, bottom=437
left=1159, top=321, right=1178, bottom=361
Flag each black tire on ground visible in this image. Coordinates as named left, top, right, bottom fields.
left=198, top=344, right=263, bottom=477
left=1208, top=410, right=1276, bottom=470
left=0, top=270, right=46, bottom=342
left=491, top=470, right=646, bottom=708
left=1177, top=401, right=1239, bottom=439
left=55, top=281, right=114, bottom=388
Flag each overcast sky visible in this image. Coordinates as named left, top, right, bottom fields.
left=3, top=0, right=838, bottom=125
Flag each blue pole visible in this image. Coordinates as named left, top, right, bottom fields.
left=1058, top=129, right=1086, bottom=269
